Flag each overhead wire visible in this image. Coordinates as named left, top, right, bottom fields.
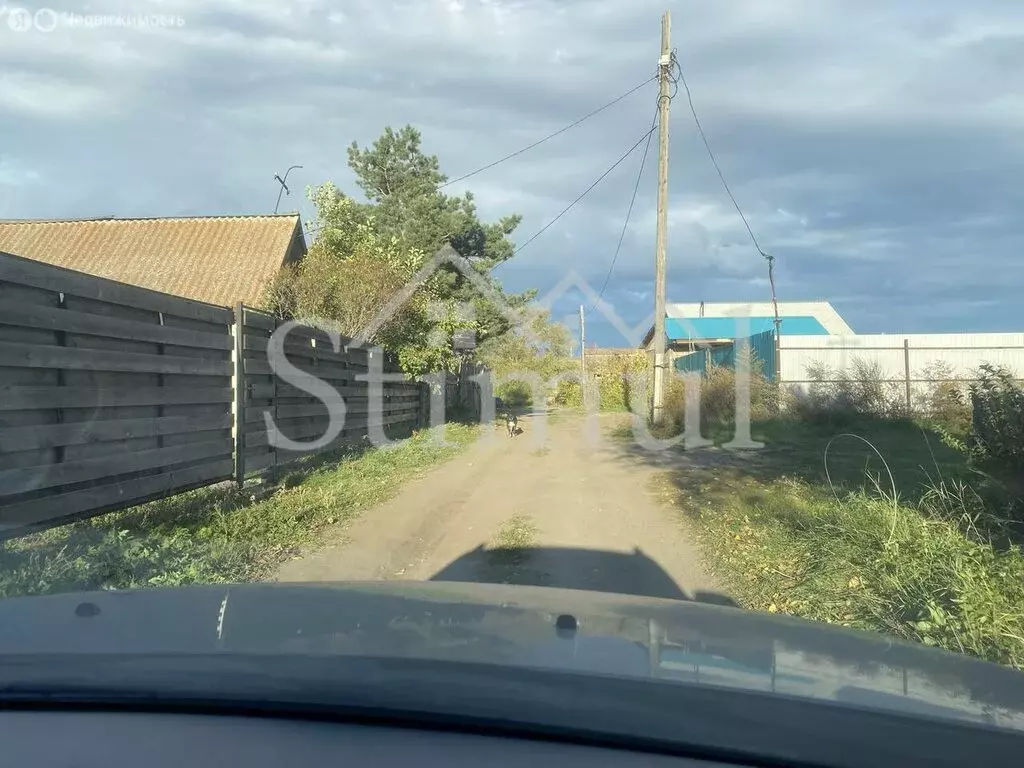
left=303, top=74, right=657, bottom=240
left=671, top=52, right=782, bottom=332
left=304, top=122, right=658, bottom=244
left=439, top=75, right=657, bottom=189
left=511, top=124, right=659, bottom=257
left=588, top=50, right=682, bottom=314
left=671, top=54, right=765, bottom=256
left=589, top=106, right=659, bottom=314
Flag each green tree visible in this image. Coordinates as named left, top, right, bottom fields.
left=476, top=309, right=575, bottom=406
left=342, top=125, right=530, bottom=343
left=262, top=197, right=474, bottom=377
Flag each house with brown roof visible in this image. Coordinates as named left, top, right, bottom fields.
left=0, top=214, right=307, bottom=307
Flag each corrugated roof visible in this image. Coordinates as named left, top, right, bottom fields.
left=0, top=214, right=305, bottom=307
left=665, top=301, right=854, bottom=335
left=666, top=315, right=829, bottom=340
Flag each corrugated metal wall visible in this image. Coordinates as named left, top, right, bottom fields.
left=674, top=330, right=777, bottom=380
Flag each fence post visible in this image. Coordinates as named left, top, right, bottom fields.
left=903, top=338, right=912, bottom=413
left=232, top=302, right=246, bottom=486
left=774, top=331, right=781, bottom=383
left=418, top=380, right=430, bottom=429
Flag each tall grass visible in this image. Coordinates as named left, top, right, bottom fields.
left=664, top=358, right=1024, bottom=668
left=679, top=463, right=1024, bottom=669
left=658, top=355, right=778, bottom=439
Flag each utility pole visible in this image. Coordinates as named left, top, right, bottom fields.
left=651, top=10, right=672, bottom=424
left=579, top=304, right=586, bottom=377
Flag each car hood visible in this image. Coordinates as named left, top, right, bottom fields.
left=0, top=580, right=1022, bottom=731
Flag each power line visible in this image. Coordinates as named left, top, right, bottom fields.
left=590, top=107, right=658, bottom=313
left=303, top=78, right=656, bottom=241
left=672, top=56, right=766, bottom=257
left=511, top=125, right=658, bottom=257
left=673, top=54, right=782, bottom=340
left=439, top=75, right=656, bottom=189
left=306, top=126, right=657, bottom=250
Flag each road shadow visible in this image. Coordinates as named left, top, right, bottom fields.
left=430, top=544, right=739, bottom=607
left=605, top=411, right=1024, bottom=553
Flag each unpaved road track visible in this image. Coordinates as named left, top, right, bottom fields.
left=277, top=411, right=727, bottom=603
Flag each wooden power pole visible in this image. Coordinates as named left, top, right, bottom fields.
left=651, top=10, right=672, bottom=424
left=579, top=304, right=586, bottom=377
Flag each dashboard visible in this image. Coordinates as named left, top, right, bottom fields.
left=0, top=711, right=732, bottom=768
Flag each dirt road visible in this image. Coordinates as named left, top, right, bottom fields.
left=277, top=411, right=728, bottom=603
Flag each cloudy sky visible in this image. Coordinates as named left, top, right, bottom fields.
left=1, top=0, right=1022, bottom=346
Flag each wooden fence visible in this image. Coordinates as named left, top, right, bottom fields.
left=0, top=252, right=429, bottom=539
left=237, top=306, right=426, bottom=479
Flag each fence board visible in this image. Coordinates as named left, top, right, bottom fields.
left=0, top=385, right=231, bottom=411
left=30, top=307, right=232, bottom=345
left=243, top=450, right=276, bottom=473
left=243, top=411, right=421, bottom=448
left=0, top=414, right=232, bottom=452
left=0, top=438, right=232, bottom=497
left=243, top=359, right=365, bottom=382
left=249, top=382, right=417, bottom=399
left=0, top=459, right=234, bottom=536
left=0, top=341, right=231, bottom=376
left=241, top=309, right=276, bottom=330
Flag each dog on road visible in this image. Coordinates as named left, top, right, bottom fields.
left=505, top=412, right=518, bottom=438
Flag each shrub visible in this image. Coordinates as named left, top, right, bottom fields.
left=789, top=358, right=906, bottom=425
left=496, top=380, right=533, bottom=408
left=969, top=364, right=1024, bottom=477
left=916, top=362, right=972, bottom=439
left=588, top=352, right=649, bottom=411
left=658, top=350, right=777, bottom=438
left=552, top=379, right=583, bottom=408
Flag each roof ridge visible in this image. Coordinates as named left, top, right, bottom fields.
left=0, top=214, right=301, bottom=224
left=667, top=300, right=832, bottom=305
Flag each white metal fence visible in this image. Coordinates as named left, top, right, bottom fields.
left=779, top=333, right=1024, bottom=407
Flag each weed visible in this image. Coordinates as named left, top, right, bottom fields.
left=663, top=417, right=1024, bottom=669
left=489, top=514, right=539, bottom=566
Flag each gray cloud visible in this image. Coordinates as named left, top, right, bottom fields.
left=1, top=0, right=1022, bottom=344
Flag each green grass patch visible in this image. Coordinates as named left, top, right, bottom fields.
left=489, top=514, right=539, bottom=565
left=0, top=424, right=479, bottom=598
left=661, top=418, right=1024, bottom=669
left=738, top=417, right=969, bottom=501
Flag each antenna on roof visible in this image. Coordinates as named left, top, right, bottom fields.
left=273, top=165, right=303, bottom=214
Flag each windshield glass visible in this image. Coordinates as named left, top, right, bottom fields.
left=1, top=0, right=1022, bottom=735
